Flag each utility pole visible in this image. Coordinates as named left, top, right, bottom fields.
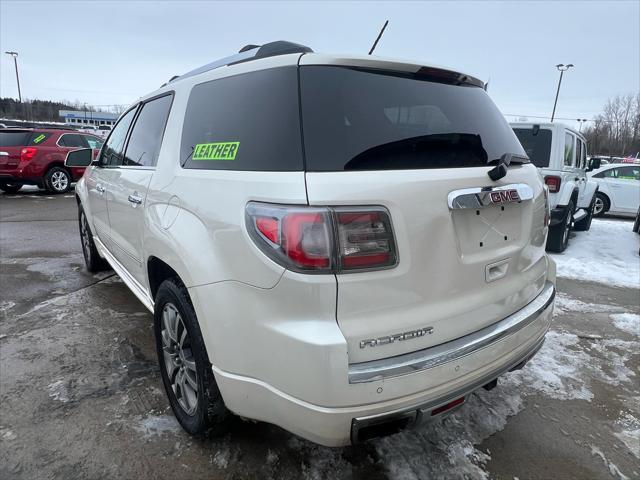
left=4, top=51, right=22, bottom=102
left=550, top=63, right=573, bottom=122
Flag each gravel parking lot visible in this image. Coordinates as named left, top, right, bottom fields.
left=1, top=188, right=638, bottom=480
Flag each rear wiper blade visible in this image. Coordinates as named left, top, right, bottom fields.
left=487, top=153, right=529, bottom=181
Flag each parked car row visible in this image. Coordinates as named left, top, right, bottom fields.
left=0, top=128, right=103, bottom=193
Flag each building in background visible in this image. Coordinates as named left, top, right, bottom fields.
left=58, top=110, right=119, bottom=126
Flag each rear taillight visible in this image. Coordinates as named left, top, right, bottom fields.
left=20, top=147, right=38, bottom=162
left=544, top=175, right=561, bottom=193
left=246, top=202, right=397, bottom=273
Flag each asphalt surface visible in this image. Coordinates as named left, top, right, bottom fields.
left=1, top=187, right=638, bottom=480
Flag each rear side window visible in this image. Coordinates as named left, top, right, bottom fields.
left=99, top=108, right=137, bottom=167
left=299, top=66, right=526, bottom=171
left=123, top=94, right=173, bottom=167
left=0, top=131, right=29, bottom=147
left=181, top=66, right=303, bottom=171
left=58, top=134, right=89, bottom=148
left=564, top=133, right=575, bottom=167
left=28, top=132, right=52, bottom=145
left=84, top=135, right=103, bottom=150
left=513, top=128, right=552, bottom=168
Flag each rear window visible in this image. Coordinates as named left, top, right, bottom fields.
left=513, top=127, right=553, bottom=168
left=181, top=66, right=302, bottom=171
left=0, top=131, right=29, bottom=147
left=299, top=67, right=526, bottom=171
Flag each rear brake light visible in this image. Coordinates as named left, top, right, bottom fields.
left=20, top=147, right=38, bottom=162
left=544, top=175, right=561, bottom=193
left=431, top=397, right=465, bottom=416
left=246, top=202, right=397, bottom=273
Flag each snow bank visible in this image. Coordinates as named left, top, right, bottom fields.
left=610, top=313, right=640, bottom=337
left=550, top=219, right=639, bottom=289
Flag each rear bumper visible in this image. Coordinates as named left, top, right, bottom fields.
left=0, top=172, right=40, bottom=186
left=202, top=281, right=555, bottom=446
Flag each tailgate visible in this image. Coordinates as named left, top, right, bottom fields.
left=306, top=165, right=548, bottom=363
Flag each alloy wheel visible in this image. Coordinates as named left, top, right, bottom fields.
left=161, top=303, right=199, bottom=416
left=50, top=171, right=69, bottom=192
left=593, top=197, right=604, bottom=215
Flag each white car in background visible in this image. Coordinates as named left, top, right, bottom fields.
left=588, top=163, right=640, bottom=217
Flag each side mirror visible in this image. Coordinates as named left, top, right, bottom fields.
left=587, top=157, right=601, bottom=172
left=65, top=148, right=94, bottom=167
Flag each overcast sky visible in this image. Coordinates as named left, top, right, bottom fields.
left=1, top=0, right=638, bottom=128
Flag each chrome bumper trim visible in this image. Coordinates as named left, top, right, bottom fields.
left=348, top=282, right=555, bottom=384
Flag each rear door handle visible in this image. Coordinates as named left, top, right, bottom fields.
left=128, top=193, right=143, bottom=205
left=96, top=184, right=105, bottom=194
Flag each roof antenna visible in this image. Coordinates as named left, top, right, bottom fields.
left=368, top=20, right=389, bottom=55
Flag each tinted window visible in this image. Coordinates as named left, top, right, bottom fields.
left=59, top=134, right=88, bottom=148
left=617, top=166, right=640, bottom=180
left=28, top=132, right=52, bottom=145
left=99, top=108, right=137, bottom=167
left=0, top=131, right=29, bottom=147
left=564, top=133, right=574, bottom=167
left=299, top=67, right=526, bottom=171
left=575, top=139, right=582, bottom=169
left=123, top=94, right=173, bottom=167
left=84, top=135, right=103, bottom=150
left=513, top=128, right=552, bottom=168
left=181, top=67, right=302, bottom=171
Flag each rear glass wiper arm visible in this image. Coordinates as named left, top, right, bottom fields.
left=487, top=153, right=529, bottom=181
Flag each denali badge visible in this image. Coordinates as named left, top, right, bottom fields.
left=359, top=326, right=434, bottom=349
left=489, top=189, right=520, bottom=205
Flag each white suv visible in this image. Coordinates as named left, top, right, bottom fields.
left=511, top=122, right=600, bottom=252
left=67, top=41, right=556, bottom=446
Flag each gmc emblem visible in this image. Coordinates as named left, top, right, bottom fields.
left=489, top=189, right=520, bottom=205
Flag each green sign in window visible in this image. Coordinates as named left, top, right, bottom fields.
left=193, top=142, right=239, bottom=161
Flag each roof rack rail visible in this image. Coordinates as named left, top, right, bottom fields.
left=165, top=41, right=312, bottom=86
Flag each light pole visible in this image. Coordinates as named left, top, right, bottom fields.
left=550, top=63, right=573, bottom=123
left=4, top=51, right=22, bottom=103
left=577, top=118, right=588, bottom=132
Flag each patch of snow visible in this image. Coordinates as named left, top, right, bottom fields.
left=266, top=449, right=279, bottom=465
left=212, top=446, right=230, bottom=469
left=554, top=293, right=624, bottom=315
left=0, top=300, right=15, bottom=313
left=133, top=414, right=180, bottom=438
left=288, top=436, right=354, bottom=480
left=611, top=313, right=640, bottom=337
left=508, top=331, right=593, bottom=400
left=0, top=428, right=17, bottom=440
left=550, top=219, right=639, bottom=289
left=614, top=412, right=640, bottom=459
left=590, top=445, right=629, bottom=480
left=47, top=380, right=70, bottom=403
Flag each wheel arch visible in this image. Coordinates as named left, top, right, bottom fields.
left=147, top=256, right=182, bottom=301
left=596, top=190, right=611, bottom=212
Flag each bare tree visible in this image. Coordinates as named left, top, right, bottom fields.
left=584, top=92, right=640, bottom=157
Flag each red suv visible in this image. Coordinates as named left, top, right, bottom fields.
left=0, top=128, right=103, bottom=194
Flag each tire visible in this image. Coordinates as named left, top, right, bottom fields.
left=633, top=208, right=640, bottom=233
left=547, top=201, right=574, bottom=253
left=78, top=206, right=110, bottom=272
left=592, top=192, right=609, bottom=218
left=0, top=183, right=23, bottom=194
left=574, top=196, right=595, bottom=231
left=45, top=166, right=72, bottom=193
left=154, top=278, right=230, bottom=437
